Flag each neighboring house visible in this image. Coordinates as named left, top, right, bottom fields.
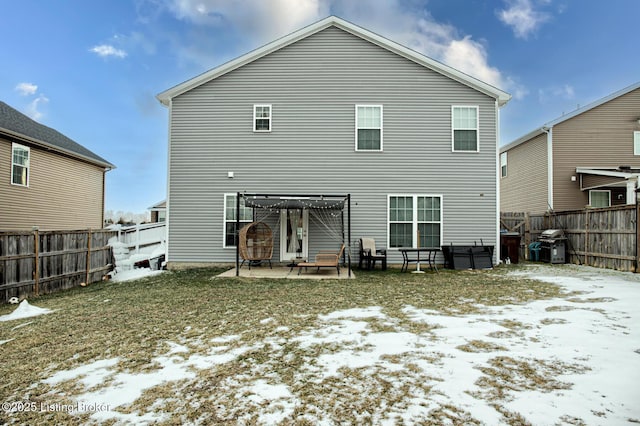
left=156, top=16, right=510, bottom=269
left=0, top=101, right=114, bottom=230
left=149, top=200, right=166, bottom=223
left=500, top=81, right=640, bottom=213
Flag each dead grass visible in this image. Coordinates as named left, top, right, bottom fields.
left=0, top=265, right=568, bottom=424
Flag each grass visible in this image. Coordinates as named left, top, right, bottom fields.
left=0, top=265, right=566, bottom=424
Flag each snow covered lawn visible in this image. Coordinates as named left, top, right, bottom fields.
left=1, top=264, right=638, bottom=424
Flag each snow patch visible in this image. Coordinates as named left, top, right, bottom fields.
left=0, top=300, right=52, bottom=322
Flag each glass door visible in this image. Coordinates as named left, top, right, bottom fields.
left=280, top=209, right=308, bottom=262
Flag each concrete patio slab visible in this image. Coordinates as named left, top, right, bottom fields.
left=215, top=266, right=355, bottom=279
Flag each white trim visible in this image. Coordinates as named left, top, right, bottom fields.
left=451, top=105, right=479, bottom=152
left=546, top=127, right=553, bottom=210
left=223, top=193, right=252, bottom=248
left=500, top=152, right=507, bottom=178
left=576, top=167, right=636, bottom=179
left=634, top=131, right=640, bottom=156
left=253, top=104, right=272, bottom=132
left=156, top=16, right=511, bottom=107
left=355, top=104, right=383, bottom=151
left=387, top=194, right=443, bottom=249
left=165, top=100, right=173, bottom=262
left=495, top=100, right=501, bottom=264
left=10, top=142, right=30, bottom=187
left=589, top=189, right=611, bottom=208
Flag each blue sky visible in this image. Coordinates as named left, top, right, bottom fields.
left=1, top=0, right=637, bottom=216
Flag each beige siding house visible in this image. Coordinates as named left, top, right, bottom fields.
left=1, top=101, right=114, bottom=231
left=500, top=82, right=640, bottom=213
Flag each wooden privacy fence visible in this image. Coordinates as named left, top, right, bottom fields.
left=0, top=229, right=116, bottom=302
left=501, top=205, right=638, bottom=272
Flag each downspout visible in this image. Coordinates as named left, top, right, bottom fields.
left=165, top=99, right=173, bottom=266
left=495, top=100, right=501, bottom=265
left=542, top=126, right=553, bottom=211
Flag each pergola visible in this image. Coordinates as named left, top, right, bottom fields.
left=235, top=193, right=352, bottom=277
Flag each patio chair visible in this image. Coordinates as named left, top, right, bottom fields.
left=297, top=244, right=345, bottom=275
left=359, top=238, right=387, bottom=270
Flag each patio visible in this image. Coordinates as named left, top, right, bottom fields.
left=217, top=265, right=355, bottom=280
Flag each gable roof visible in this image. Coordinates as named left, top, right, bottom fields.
left=157, top=16, right=511, bottom=107
left=501, top=80, right=640, bottom=153
left=0, top=101, right=115, bottom=169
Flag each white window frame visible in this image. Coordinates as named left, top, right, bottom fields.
left=223, top=193, right=253, bottom=248
left=589, top=190, right=611, bottom=208
left=634, top=131, right=640, bottom=156
left=452, top=105, right=479, bottom=152
left=387, top=194, right=443, bottom=249
left=500, top=152, right=507, bottom=177
left=11, top=142, right=30, bottom=187
left=253, top=104, right=272, bottom=132
left=355, top=104, right=383, bottom=151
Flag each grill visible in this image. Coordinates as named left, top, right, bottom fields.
left=538, top=229, right=567, bottom=264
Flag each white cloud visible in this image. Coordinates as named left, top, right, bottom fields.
left=15, top=82, right=38, bottom=96
left=90, top=44, right=128, bottom=58
left=538, top=84, right=575, bottom=103
left=25, top=94, right=49, bottom=121
left=168, top=0, right=326, bottom=40
left=160, top=0, right=522, bottom=96
left=497, top=0, right=551, bottom=39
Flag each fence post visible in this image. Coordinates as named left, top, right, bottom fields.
left=524, top=212, right=530, bottom=260
left=584, top=209, right=589, bottom=266
left=33, top=229, right=39, bottom=296
left=85, top=229, right=92, bottom=285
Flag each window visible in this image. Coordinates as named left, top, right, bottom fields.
left=589, top=190, right=611, bottom=208
left=356, top=105, right=383, bottom=151
left=11, top=143, right=30, bottom=186
left=452, top=106, right=479, bottom=152
left=388, top=195, right=442, bottom=248
left=500, top=152, right=507, bottom=177
left=634, top=131, right=640, bottom=156
left=157, top=210, right=166, bottom=222
left=253, top=105, right=271, bottom=132
left=223, top=194, right=253, bottom=247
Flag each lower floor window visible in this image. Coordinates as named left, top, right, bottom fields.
left=589, top=190, right=611, bottom=208
left=224, top=194, right=253, bottom=247
left=388, top=195, right=442, bottom=248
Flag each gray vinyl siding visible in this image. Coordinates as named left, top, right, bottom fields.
left=500, top=133, right=548, bottom=213
left=167, top=26, right=499, bottom=265
left=1, top=137, right=105, bottom=230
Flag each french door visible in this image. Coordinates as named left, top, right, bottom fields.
left=280, top=209, right=308, bottom=261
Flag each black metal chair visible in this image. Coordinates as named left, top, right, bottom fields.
left=359, top=238, right=387, bottom=270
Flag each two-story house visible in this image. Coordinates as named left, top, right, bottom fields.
left=500, top=81, right=640, bottom=214
left=1, top=101, right=114, bottom=230
left=157, top=16, right=510, bottom=269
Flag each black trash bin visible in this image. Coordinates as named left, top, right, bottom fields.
left=500, top=232, right=521, bottom=264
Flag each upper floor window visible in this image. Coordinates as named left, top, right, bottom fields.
left=253, top=105, right=271, bottom=132
left=11, top=143, right=30, bottom=186
left=356, top=105, right=383, bottom=151
left=223, top=194, right=253, bottom=247
left=634, top=131, right=640, bottom=156
left=589, top=190, right=611, bottom=208
left=452, top=106, right=479, bottom=152
left=500, top=152, right=507, bottom=177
